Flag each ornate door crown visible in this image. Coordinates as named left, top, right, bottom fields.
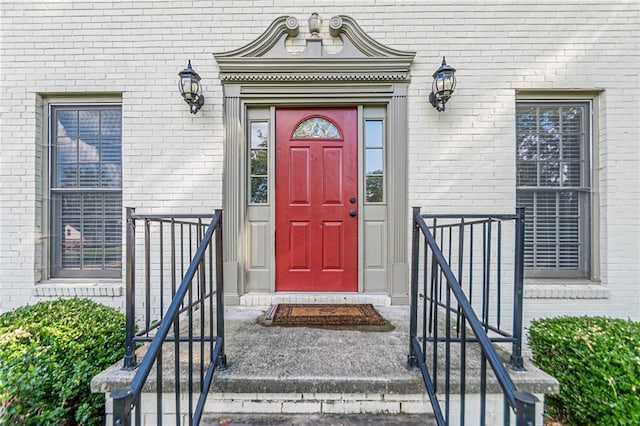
left=214, top=14, right=415, bottom=83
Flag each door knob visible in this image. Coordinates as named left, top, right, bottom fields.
left=349, top=210, right=357, bottom=217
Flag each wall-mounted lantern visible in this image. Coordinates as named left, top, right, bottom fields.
left=178, top=60, right=205, bottom=114
left=429, top=56, right=456, bottom=112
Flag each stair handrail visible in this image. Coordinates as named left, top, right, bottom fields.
left=409, top=207, right=537, bottom=425
left=111, top=209, right=225, bottom=426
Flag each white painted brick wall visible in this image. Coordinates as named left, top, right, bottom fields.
left=102, top=390, right=547, bottom=424
left=1, top=1, right=638, bottom=328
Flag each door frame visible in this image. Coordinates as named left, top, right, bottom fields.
left=214, top=14, right=415, bottom=305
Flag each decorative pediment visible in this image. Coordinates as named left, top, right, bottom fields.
left=214, top=14, right=415, bottom=83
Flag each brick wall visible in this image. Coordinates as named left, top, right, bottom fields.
left=1, top=1, right=638, bottom=325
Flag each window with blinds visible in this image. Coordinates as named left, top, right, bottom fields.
left=50, top=105, right=122, bottom=278
left=515, top=102, right=591, bottom=278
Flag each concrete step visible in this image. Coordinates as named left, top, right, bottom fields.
left=201, top=413, right=436, bottom=425
left=202, top=391, right=430, bottom=416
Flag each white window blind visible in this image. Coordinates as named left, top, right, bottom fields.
left=516, top=102, right=590, bottom=277
left=51, top=105, right=122, bottom=278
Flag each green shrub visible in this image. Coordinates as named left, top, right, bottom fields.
left=528, top=316, right=640, bottom=426
left=0, top=298, right=125, bottom=425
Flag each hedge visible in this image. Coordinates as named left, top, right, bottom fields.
left=528, top=316, right=640, bottom=426
left=0, top=298, right=126, bottom=425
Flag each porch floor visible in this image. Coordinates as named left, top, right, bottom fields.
left=212, top=306, right=424, bottom=394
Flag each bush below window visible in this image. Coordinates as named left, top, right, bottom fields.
left=528, top=316, right=640, bottom=426
left=0, top=298, right=125, bottom=425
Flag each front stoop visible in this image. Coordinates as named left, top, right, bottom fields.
left=92, top=306, right=557, bottom=424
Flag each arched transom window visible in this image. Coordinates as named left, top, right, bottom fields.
left=293, top=117, right=341, bottom=139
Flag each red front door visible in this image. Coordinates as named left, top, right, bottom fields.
left=275, top=108, right=358, bottom=291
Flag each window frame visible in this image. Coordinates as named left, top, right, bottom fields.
left=515, top=99, right=593, bottom=279
left=48, top=103, right=123, bottom=279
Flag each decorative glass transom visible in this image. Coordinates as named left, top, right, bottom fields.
left=293, top=117, right=341, bottom=139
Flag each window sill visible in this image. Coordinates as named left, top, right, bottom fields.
left=524, top=279, right=609, bottom=300
left=33, top=279, right=122, bottom=298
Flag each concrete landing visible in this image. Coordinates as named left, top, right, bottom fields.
left=213, top=306, right=424, bottom=395
left=92, top=305, right=557, bottom=422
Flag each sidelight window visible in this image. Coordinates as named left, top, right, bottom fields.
left=249, top=121, right=269, bottom=204
left=364, top=119, right=384, bottom=203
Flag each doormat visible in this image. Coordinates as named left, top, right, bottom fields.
left=262, top=304, right=392, bottom=330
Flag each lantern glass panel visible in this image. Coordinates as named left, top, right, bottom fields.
left=433, top=75, right=445, bottom=96
left=180, top=78, right=192, bottom=99
left=443, top=74, right=454, bottom=96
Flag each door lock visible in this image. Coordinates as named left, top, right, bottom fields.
left=349, top=210, right=357, bottom=217
left=349, top=197, right=356, bottom=204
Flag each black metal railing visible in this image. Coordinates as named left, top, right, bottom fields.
left=408, top=207, right=537, bottom=425
left=111, top=208, right=226, bottom=425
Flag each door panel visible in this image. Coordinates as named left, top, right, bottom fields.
left=322, top=221, right=343, bottom=270
left=289, top=222, right=310, bottom=270
left=276, top=107, right=358, bottom=291
left=289, top=148, right=311, bottom=204
left=322, top=148, right=343, bottom=204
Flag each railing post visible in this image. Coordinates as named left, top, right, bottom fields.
left=514, top=391, right=538, bottom=426
left=111, top=387, right=134, bottom=426
left=214, top=209, right=227, bottom=369
left=123, top=207, right=137, bottom=370
left=509, top=207, right=525, bottom=370
left=407, top=207, right=420, bottom=369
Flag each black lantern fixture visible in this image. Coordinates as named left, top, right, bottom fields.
left=178, top=60, right=205, bottom=114
left=429, top=56, right=456, bottom=112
